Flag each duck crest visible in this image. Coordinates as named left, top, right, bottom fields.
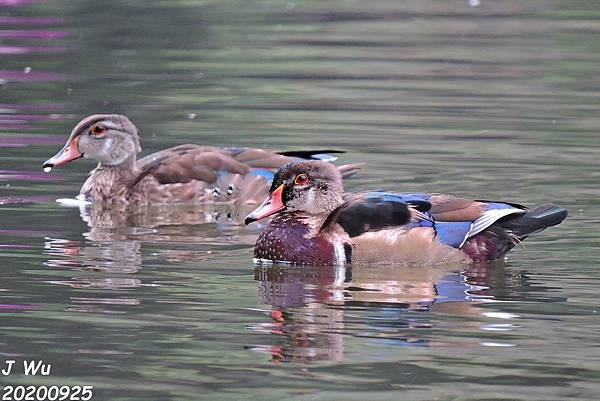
left=254, top=213, right=339, bottom=265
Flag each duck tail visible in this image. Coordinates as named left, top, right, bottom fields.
left=277, top=149, right=344, bottom=159
left=337, top=163, right=364, bottom=179
left=499, top=203, right=568, bottom=239
left=276, top=150, right=363, bottom=178
left=461, top=203, right=567, bottom=261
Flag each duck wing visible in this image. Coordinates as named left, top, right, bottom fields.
left=427, top=195, right=528, bottom=247
left=432, top=197, right=566, bottom=259
left=135, top=146, right=359, bottom=187
left=322, top=191, right=529, bottom=248
left=321, top=192, right=433, bottom=237
left=135, top=145, right=250, bottom=185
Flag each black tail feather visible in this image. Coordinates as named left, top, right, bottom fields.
left=467, top=204, right=568, bottom=260
left=278, top=150, right=361, bottom=178
left=277, top=150, right=345, bottom=159
left=498, top=203, right=568, bottom=239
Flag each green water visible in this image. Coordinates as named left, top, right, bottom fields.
left=1, top=1, right=599, bottom=400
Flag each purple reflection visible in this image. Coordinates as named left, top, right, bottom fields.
left=0, top=45, right=68, bottom=55
left=0, top=195, right=55, bottom=205
left=0, top=114, right=69, bottom=130
left=0, top=170, right=62, bottom=181
left=0, top=70, right=66, bottom=82
left=0, top=103, right=63, bottom=110
left=0, top=30, right=68, bottom=39
left=0, top=135, right=66, bottom=147
left=0, top=0, right=44, bottom=6
left=0, top=16, right=63, bottom=25
left=0, top=123, right=32, bottom=129
left=0, top=113, right=66, bottom=121
left=0, top=304, right=35, bottom=310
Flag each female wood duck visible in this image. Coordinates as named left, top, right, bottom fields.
left=245, top=161, right=568, bottom=265
left=43, top=114, right=361, bottom=205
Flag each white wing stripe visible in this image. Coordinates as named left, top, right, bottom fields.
left=465, top=208, right=524, bottom=240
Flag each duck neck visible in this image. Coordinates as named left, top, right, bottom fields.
left=290, top=211, right=334, bottom=234
left=98, top=153, right=137, bottom=170
left=81, top=157, right=139, bottom=202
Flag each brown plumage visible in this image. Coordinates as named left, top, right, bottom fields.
left=349, top=227, right=470, bottom=265
left=43, top=114, right=362, bottom=206
left=428, top=194, right=486, bottom=221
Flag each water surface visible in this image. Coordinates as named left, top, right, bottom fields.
left=1, top=1, right=599, bottom=400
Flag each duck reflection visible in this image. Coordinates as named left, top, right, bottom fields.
left=43, top=202, right=261, bottom=289
left=71, top=199, right=259, bottom=236
left=76, top=202, right=259, bottom=251
left=44, top=238, right=142, bottom=273
left=249, top=262, right=555, bottom=362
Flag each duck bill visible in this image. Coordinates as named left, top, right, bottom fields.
left=244, top=184, right=286, bottom=225
left=43, top=136, right=82, bottom=170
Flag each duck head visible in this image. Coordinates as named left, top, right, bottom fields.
left=245, top=160, right=344, bottom=225
left=43, top=114, right=142, bottom=171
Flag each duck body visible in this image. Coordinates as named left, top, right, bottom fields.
left=77, top=145, right=309, bottom=205
left=43, top=115, right=361, bottom=206
left=246, top=161, right=568, bottom=266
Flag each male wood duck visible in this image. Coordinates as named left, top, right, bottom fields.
left=42, top=115, right=361, bottom=205
left=245, top=160, right=568, bottom=265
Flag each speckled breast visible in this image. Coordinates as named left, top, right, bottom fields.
left=254, top=214, right=336, bottom=265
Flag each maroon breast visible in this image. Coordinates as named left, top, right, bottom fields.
left=254, top=214, right=336, bottom=265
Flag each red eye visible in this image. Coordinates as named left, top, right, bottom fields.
left=294, top=173, right=309, bottom=185
left=90, top=124, right=105, bottom=136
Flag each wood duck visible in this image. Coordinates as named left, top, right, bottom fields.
left=42, top=115, right=361, bottom=205
left=245, top=160, right=568, bottom=265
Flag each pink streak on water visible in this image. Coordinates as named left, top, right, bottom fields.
left=0, top=304, right=35, bottom=310
left=0, top=103, right=63, bottom=110
left=0, top=135, right=66, bottom=147
left=0, top=0, right=44, bottom=6
left=0, top=45, right=68, bottom=55
left=0, top=70, right=66, bottom=81
left=0, top=30, right=69, bottom=39
left=0, top=16, right=63, bottom=25
left=0, top=170, right=62, bottom=182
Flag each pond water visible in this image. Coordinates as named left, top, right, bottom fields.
left=1, top=0, right=600, bottom=400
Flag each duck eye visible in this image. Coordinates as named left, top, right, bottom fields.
left=294, top=173, right=309, bottom=186
left=90, top=124, right=105, bottom=137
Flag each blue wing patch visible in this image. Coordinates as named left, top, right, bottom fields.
left=249, top=169, right=275, bottom=180
left=366, top=192, right=431, bottom=212
left=484, top=202, right=521, bottom=211
left=434, top=221, right=473, bottom=248
left=216, top=168, right=274, bottom=181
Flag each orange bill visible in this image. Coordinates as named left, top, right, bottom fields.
left=43, top=135, right=82, bottom=170
left=244, top=184, right=286, bottom=225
